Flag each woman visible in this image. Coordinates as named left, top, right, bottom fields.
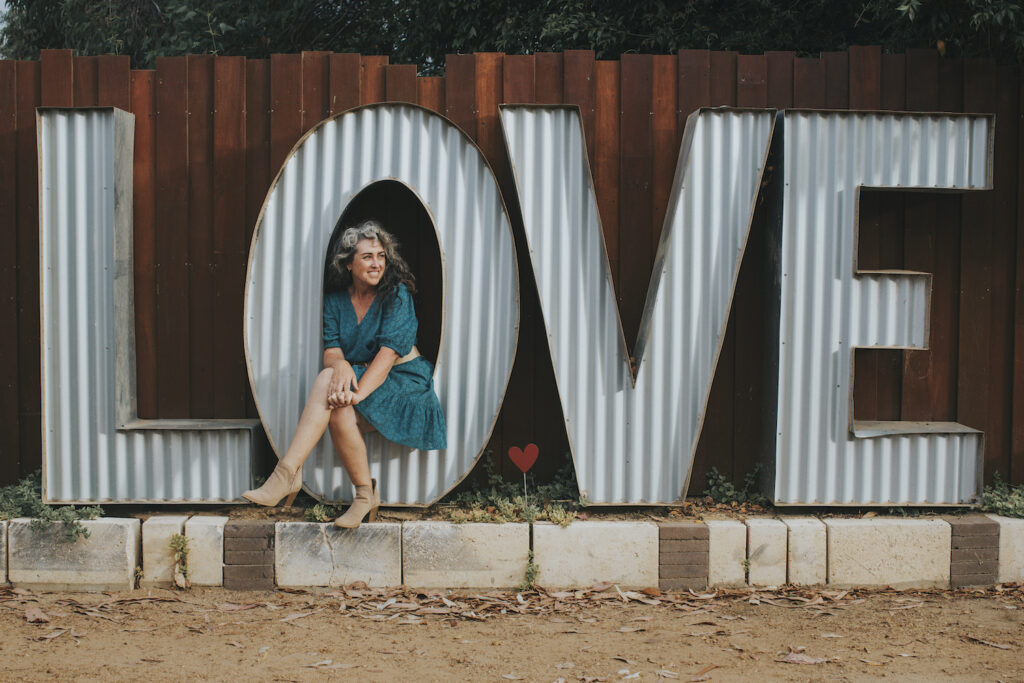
left=242, top=220, right=446, bottom=527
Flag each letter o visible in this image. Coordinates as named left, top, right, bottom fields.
left=244, top=104, right=519, bottom=505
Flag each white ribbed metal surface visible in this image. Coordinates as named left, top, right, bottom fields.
left=501, top=106, right=774, bottom=504
left=771, top=111, right=993, bottom=505
left=244, top=104, right=518, bottom=505
left=39, top=108, right=257, bottom=503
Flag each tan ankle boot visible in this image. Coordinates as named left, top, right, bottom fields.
left=333, top=478, right=379, bottom=528
left=242, top=462, right=302, bottom=507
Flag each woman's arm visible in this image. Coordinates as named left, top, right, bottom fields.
left=348, top=346, right=398, bottom=404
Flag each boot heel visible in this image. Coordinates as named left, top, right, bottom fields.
left=367, top=506, right=378, bottom=522
left=283, top=490, right=299, bottom=507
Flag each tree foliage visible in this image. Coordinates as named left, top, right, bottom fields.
left=2, top=0, right=1022, bottom=71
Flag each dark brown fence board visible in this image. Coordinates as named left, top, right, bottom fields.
left=534, top=52, right=563, bottom=104
left=594, top=60, right=620, bottom=284
left=563, top=50, right=596, bottom=164
left=269, top=53, right=302, bottom=176
left=187, top=56, right=215, bottom=417
left=1015, top=70, right=1024, bottom=483
left=987, top=65, right=1019, bottom=479
left=652, top=54, right=678, bottom=250
left=328, top=53, right=360, bottom=115
left=96, top=55, right=130, bottom=109
left=131, top=70, right=158, bottom=418
left=881, top=54, right=906, bottom=110
left=443, top=54, right=476, bottom=139
left=417, top=76, right=444, bottom=113
left=301, top=51, right=330, bottom=132
left=677, top=50, right=711, bottom=120
left=17, top=60, right=40, bottom=477
left=823, top=51, right=849, bottom=108
left=213, top=56, right=248, bottom=417
left=385, top=63, right=417, bottom=104
left=733, top=53, right=768, bottom=481
left=709, top=51, right=736, bottom=106
left=958, top=59, right=998, bottom=470
left=765, top=51, right=794, bottom=108
left=0, top=61, right=19, bottom=483
left=155, top=57, right=191, bottom=417
left=40, top=50, right=72, bottom=106
left=793, top=57, right=825, bottom=108
left=848, top=46, right=881, bottom=109
left=502, top=55, right=534, bottom=103
left=360, top=55, right=387, bottom=104
left=73, top=55, right=97, bottom=105
left=619, top=53, right=654, bottom=352
left=736, top=54, right=767, bottom=107
left=902, top=49, right=949, bottom=421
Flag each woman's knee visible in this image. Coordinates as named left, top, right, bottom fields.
left=329, top=404, right=358, bottom=431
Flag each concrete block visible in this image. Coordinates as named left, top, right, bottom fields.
left=403, top=522, right=529, bottom=588
left=534, top=522, right=659, bottom=588
left=825, top=518, right=951, bottom=589
left=745, top=518, right=787, bottom=587
left=985, top=514, right=1024, bottom=583
left=9, top=518, right=141, bottom=592
left=705, top=519, right=747, bottom=587
left=1, top=521, right=7, bottom=585
left=275, top=522, right=401, bottom=588
left=141, top=515, right=189, bottom=587
left=782, top=517, right=826, bottom=586
left=184, top=516, right=228, bottom=586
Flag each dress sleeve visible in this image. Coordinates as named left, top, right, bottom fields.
left=322, top=292, right=342, bottom=350
left=376, top=284, right=417, bottom=356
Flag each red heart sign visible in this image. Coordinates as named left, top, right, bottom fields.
left=508, top=443, right=539, bottom=473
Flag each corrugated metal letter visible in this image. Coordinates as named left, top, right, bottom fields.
left=38, top=108, right=259, bottom=503
left=769, top=111, right=994, bottom=505
left=500, top=106, right=775, bottom=504
left=244, top=104, right=519, bottom=505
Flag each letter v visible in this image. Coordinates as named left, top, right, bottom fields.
left=500, top=106, right=774, bottom=504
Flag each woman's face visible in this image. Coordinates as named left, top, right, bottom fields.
left=347, top=237, right=386, bottom=289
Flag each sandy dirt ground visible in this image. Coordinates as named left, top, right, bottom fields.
left=0, top=583, right=1022, bottom=682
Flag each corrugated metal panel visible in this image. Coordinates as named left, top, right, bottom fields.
left=772, top=111, right=994, bottom=506
left=500, top=106, right=775, bottom=504
left=38, top=108, right=258, bottom=503
left=244, top=104, right=519, bottom=505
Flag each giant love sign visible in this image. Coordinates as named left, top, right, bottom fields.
left=38, top=104, right=993, bottom=506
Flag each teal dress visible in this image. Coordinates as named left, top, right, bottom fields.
left=322, top=283, right=447, bottom=450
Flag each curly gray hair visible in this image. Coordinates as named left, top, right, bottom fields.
left=327, top=220, right=416, bottom=296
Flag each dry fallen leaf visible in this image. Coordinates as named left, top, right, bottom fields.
left=776, top=646, right=828, bottom=665
left=24, top=607, right=49, bottom=624
left=39, top=629, right=67, bottom=641
left=501, top=674, right=523, bottom=680
left=963, top=635, right=1012, bottom=650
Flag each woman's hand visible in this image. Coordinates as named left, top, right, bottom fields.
left=326, top=361, right=358, bottom=409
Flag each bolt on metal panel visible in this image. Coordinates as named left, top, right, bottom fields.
left=244, top=104, right=519, bottom=505
left=768, top=111, right=994, bottom=506
left=38, top=108, right=259, bottom=503
left=500, top=106, right=774, bottom=504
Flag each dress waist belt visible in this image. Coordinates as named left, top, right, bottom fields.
left=353, top=345, right=420, bottom=368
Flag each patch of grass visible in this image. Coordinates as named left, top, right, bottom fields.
left=169, top=533, right=190, bottom=588
left=703, top=465, right=769, bottom=506
left=441, top=456, right=582, bottom=525
left=304, top=503, right=342, bottom=523
left=0, top=471, right=103, bottom=542
left=518, top=550, right=539, bottom=591
left=982, top=473, right=1024, bottom=518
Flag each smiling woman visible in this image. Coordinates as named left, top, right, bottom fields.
left=243, top=219, right=447, bottom=527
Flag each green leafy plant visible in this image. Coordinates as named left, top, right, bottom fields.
left=305, top=502, right=342, bottom=523
left=703, top=464, right=769, bottom=506
left=0, top=471, right=103, bottom=542
left=441, top=456, right=582, bottom=525
left=169, top=533, right=191, bottom=589
left=982, top=472, right=1024, bottom=518
left=518, top=550, right=539, bottom=591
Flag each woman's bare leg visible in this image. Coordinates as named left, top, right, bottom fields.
left=328, top=406, right=372, bottom=486
left=278, top=369, right=335, bottom=473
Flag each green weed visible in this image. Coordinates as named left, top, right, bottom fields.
left=0, top=471, right=103, bottom=542
left=982, top=473, right=1024, bottom=518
